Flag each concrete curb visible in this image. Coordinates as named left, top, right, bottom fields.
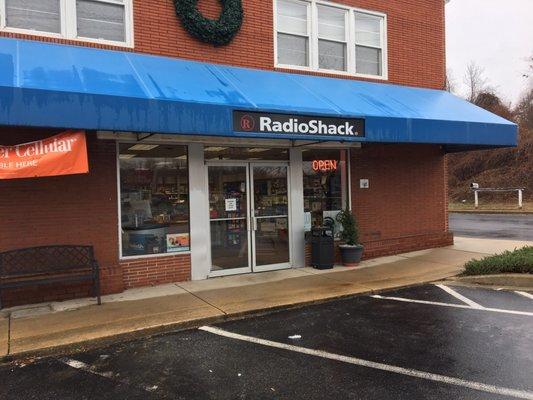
left=0, top=280, right=441, bottom=364
left=446, top=274, right=533, bottom=288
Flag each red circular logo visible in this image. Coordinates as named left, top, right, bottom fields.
left=240, top=115, right=255, bottom=131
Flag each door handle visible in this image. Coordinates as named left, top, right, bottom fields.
left=253, top=217, right=257, bottom=231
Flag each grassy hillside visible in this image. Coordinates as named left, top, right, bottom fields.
left=447, top=90, right=533, bottom=203
left=448, top=133, right=532, bottom=202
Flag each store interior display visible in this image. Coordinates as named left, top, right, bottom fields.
left=208, top=163, right=290, bottom=271
left=119, top=144, right=190, bottom=256
left=253, top=167, right=290, bottom=266
left=210, top=180, right=246, bottom=248
left=118, top=144, right=347, bottom=258
left=303, top=149, right=348, bottom=238
left=253, top=170, right=289, bottom=217
left=208, top=166, right=249, bottom=270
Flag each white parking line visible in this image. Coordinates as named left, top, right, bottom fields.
left=434, top=284, right=484, bottom=309
left=59, top=358, right=158, bottom=392
left=370, top=295, right=533, bottom=317
left=60, top=358, right=114, bottom=379
left=200, top=326, right=533, bottom=400
left=515, top=291, right=533, bottom=300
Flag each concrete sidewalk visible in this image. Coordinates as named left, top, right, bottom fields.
left=1, top=237, right=530, bottom=360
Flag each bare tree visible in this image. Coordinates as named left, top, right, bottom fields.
left=514, top=88, right=533, bottom=131
left=522, top=55, right=533, bottom=80
left=522, top=56, right=533, bottom=79
left=463, top=62, right=488, bottom=102
left=444, top=68, right=457, bottom=93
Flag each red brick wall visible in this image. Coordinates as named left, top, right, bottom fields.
left=0, top=128, right=193, bottom=306
left=351, top=144, right=452, bottom=253
left=0, top=0, right=446, bottom=89
left=0, top=0, right=449, bottom=304
left=120, top=254, right=191, bottom=289
left=304, top=143, right=451, bottom=267
left=0, top=128, right=123, bottom=306
left=0, top=132, right=450, bottom=304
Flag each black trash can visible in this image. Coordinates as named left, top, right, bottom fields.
left=311, top=226, right=334, bottom=270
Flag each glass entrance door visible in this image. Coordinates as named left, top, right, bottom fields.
left=251, top=165, right=290, bottom=271
left=208, top=164, right=251, bottom=275
left=207, top=162, right=290, bottom=276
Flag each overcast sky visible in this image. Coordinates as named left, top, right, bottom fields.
left=445, top=0, right=533, bottom=105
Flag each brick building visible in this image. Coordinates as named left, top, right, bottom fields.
left=0, top=0, right=515, bottom=306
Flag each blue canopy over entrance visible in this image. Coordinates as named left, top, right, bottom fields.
left=0, top=38, right=516, bottom=148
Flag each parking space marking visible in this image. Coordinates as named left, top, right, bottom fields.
left=59, top=358, right=158, bottom=393
left=60, top=358, right=115, bottom=379
left=370, top=295, right=533, bottom=316
left=515, top=291, right=533, bottom=300
left=200, top=326, right=533, bottom=399
left=434, top=284, right=484, bottom=309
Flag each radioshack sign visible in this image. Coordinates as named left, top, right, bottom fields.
left=233, top=111, right=365, bottom=137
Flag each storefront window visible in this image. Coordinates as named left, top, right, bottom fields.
left=303, top=149, right=349, bottom=238
left=119, top=144, right=189, bottom=257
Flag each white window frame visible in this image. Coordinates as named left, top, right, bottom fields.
left=0, top=0, right=134, bottom=48
left=275, top=0, right=312, bottom=68
left=354, top=11, right=384, bottom=77
left=116, top=141, right=192, bottom=261
left=273, top=0, right=387, bottom=80
left=316, top=3, right=348, bottom=72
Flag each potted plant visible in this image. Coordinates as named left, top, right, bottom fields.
left=336, top=209, right=364, bottom=266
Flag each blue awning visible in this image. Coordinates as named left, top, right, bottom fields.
left=0, top=37, right=516, bottom=148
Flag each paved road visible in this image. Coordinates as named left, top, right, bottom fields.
left=1, top=284, right=532, bottom=400
left=449, top=212, right=533, bottom=241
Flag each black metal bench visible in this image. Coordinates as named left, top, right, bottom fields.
left=0, top=245, right=101, bottom=309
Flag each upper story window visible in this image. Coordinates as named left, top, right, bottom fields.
left=4, top=0, right=62, bottom=34
left=0, top=0, right=133, bottom=46
left=317, top=5, right=347, bottom=71
left=354, top=12, right=382, bottom=76
left=275, top=0, right=386, bottom=79
left=276, top=0, right=310, bottom=67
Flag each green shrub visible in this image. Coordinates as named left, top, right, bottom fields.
left=336, top=209, right=359, bottom=246
left=462, top=246, right=533, bottom=275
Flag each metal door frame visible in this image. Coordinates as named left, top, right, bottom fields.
left=206, top=161, right=252, bottom=277
left=250, top=162, right=292, bottom=272
left=206, top=160, right=291, bottom=277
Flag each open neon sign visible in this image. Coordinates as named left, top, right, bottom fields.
left=312, top=160, right=338, bottom=172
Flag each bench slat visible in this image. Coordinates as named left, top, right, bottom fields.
left=0, top=245, right=101, bottom=309
left=1, top=274, right=93, bottom=289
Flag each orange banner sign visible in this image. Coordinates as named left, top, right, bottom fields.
left=0, top=131, right=89, bottom=180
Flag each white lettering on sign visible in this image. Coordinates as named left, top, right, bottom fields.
left=1, top=137, right=78, bottom=158
left=16, top=160, right=38, bottom=168
left=0, top=147, right=10, bottom=159
left=234, top=111, right=365, bottom=137
left=259, top=117, right=357, bottom=136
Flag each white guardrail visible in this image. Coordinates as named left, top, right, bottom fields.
left=470, top=183, right=525, bottom=209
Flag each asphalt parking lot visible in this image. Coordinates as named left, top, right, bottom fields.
left=1, top=284, right=532, bottom=400
left=449, top=213, right=533, bottom=241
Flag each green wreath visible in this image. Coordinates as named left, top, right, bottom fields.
left=174, top=0, right=243, bottom=46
